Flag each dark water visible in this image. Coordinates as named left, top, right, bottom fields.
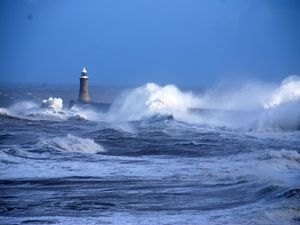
left=0, top=84, right=299, bottom=225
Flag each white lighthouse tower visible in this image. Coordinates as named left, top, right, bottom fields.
left=78, top=67, right=91, bottom=103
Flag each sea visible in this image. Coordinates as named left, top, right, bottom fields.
left=0, top=77, right=300, bottom=225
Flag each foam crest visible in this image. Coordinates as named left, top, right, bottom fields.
left=108, top=83, right=201, bottom=121
left=0, top=98, right=67, bottom=121
left=0, top=97, right=104, bottom=122
left=0, top=107, right=9, bottom=116
left=106, top=77, right=300, bottom=130
left=69, top=105, right=102, bottom=121
left=264, top=76, right=300, bottom=109
left=50, top=134, right=105, bottom=153
left=2, top=76, right=300, bottom=130
left=145, top=83, right=200, bottom=111
left=41, top=97, right=63, bottom=112
left=187, top=75, right=300, bottom=130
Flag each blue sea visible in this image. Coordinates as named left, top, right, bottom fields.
left=0, top=79, right=300, bottom=225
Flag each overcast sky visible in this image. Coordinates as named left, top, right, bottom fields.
left=0, top=0, right=299, bottom=87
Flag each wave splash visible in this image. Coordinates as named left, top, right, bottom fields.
left=0, top=97, right=99, bottom=121
left=0, top=98, right=67, bottom=121
left=49, top=134, right=105, bottom=153
left=1, top=75, right=300, bottom=130
left=256, top=76, right=300, bottom=130
left=107, top=76, right=300, bottom=130
left=107, top=83, right=201, bottom=122
left=264, top=76, right=300, bottom=109
left=41, top=97, right=63, bottom=112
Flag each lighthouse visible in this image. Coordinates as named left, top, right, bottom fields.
left=69, top=67, right=110, bottom=111
left=78, top=67, right=91, bottom=103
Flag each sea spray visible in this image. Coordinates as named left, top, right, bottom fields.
left=2, top=76, right=300, bottom=130
left=264, top=76, right=300, bottom=109
left=199, top=81, right=273, bottom=111
left=1, top=97, right=101, bottom=121
left=107, top=83, right=201, bottom=122
left=2, top=98, right=66, bottom=120
left=69, top=104, right=103, bottom=121
left=9, top=100, right=39, bottom=112
left=41, top=97, right=63, bottom=112
left=1, top=81, right=300, bottom=225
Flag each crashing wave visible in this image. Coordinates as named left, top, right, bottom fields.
left=40, top=97, right=63, bottom=112
left=0, top=107, right=9, bottom=116
left=69, top=104, right=101, bottom=121
left=144, top=83, right=200, bottom=111
left=107, top=83, right=201, bottom=122
left=50, top=134, right=105, bottom=153
left=2, top=75, right=300, bottom=130
left=264, top=76, right=300, bottom=109
left=0, top=98, right=66, bottom=121
left=0, top=97, right=103, bottom=122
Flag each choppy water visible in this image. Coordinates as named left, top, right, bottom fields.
left=0, top=81, right=300, bottom=225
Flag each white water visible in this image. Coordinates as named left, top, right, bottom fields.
left=0, top=97, right=66, bottom=121
left=105, top=75, right=300, bottom=129
left=1, top=75, right=300, bottom=130
left=50, top=134, right=105, bottom=153
left=41, top=97, right=63, bottom=112
left=0, top=97, right=100, bottom=121
left=107, top=83, right=201, bottom=122
left=264, top=76, right=300, bottom=109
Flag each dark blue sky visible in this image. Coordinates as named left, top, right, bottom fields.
left=0, top=0, right=299, bottom=87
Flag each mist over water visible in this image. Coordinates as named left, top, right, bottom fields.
left=0, top=76, right=300, bottom=224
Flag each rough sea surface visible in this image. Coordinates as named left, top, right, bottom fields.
left=0, top=82, right=300, bottom=225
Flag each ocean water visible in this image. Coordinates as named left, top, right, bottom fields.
left=0, top=79, right=300, bottom=225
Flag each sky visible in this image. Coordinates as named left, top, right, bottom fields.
left=0, top=0, right=300, bottom=87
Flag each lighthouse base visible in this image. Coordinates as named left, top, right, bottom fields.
left=69, top=100, right=111, bottom=112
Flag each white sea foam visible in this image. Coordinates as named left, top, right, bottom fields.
left=41, top=97, right=63, bottom=112
left=264, top=76, right=300, bottom=109
left=1, top=97, right=104, bottom=122
left=104, top=76, right=300, bottom=129
left=9, top=101, right=39, bottom=112
left=51, top=134, right=105, bottom=153
left=0, top=107, right=9, bottom=116
left=144, top=83, right=200, bottom=111
left=107, top=83, right=201, bottom=122
left=1, top=98, right=67, bottom=121
left=2, top=75, right=300, bottom=130
left=69, top=104, right=102, bottom=121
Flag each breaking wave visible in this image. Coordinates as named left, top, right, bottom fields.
left=1, top=75, right=300, bottom=130
left=107, top=83, right=201, bottom=122
left=1, top=78, right=300, bottom=225
left=0, top=97, right=66, bottom=121
left=49, top=134, right=105, bottom=153
left=106, top=76, right=300, bottom=130
left=256, top=76, right=300, bottom=130
left=264, top=76, right=300, bottom=109
left=0, top=97, right=100, bottom=122
left=41, top=97, right=63, bottom=112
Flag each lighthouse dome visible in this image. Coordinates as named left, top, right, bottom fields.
left=81, top=67, right=88, bottom=78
